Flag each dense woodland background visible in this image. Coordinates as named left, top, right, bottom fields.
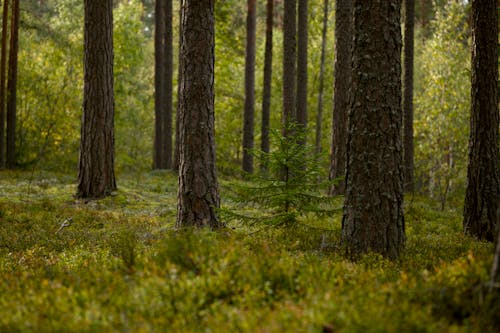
left=0, top=0, right=499, bottom=331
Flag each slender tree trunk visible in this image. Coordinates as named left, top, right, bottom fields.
left=403, top=0, right=415, bottom=192
left=315, top=0, right=328, bottom=155
left=0, top=0, right=9, bottom=168
left=296, top=0, right=308, bottom=138
left=342, top=0, right=405, bottom=260
left=328, top=0, right=351, bottom=195
left=6, top=0, right=18, bottom=169
left=173, top=0, right=183, bottom=171
left=176, top=0, right=220, bottom=228
left=260, top=0, right=274, bottom=171
left=242, top=0, right=256, bottom=174
left=282, top=0, right=296, bottom=137
left=154, top=0, right=173, bottom=169
left=77, top=0, right=116, bottom=199
left=463, top=0, right=499, bottom=242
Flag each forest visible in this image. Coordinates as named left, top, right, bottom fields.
left=0, top=0, right=499, bottom=331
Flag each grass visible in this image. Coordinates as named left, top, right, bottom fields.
left=0, top=170, right=497, bottom=332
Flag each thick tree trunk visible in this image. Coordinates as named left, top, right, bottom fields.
left=342, top=0, right=405, bottom=260
left=0, top=0, right=9, bottom=168
left=242, top=0, right=256, bottom=174
left=463, top=0, right=499, bottom=242
left=77, top=0, right=116, bottom=199
left=176, top=0, right=220, bottom=228
left=154, top=0, right=173, bottom=170
left=296, top=0, right=308, bottom=138
left=315, top=0, right=328, bottom=156
left=260, top=0, right=274, bottom=171
left=328, top=0, right=351, bottom=195
left=6, top=0, right=18, bottom=169
left=282, top=0, right=296, bottom=137
left=403, top=0, right=415, bottom=192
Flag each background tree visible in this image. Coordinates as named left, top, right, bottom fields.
left=282, top=0, right=296, bottom=137
left=0, top=0, right=9, bottom=168
left=6, top=0, right=19, bottom=169
left=260, top=0, right=274, bottom=171
left=173, top=0, right=183, bottom=172
left=296, top=0, right=308, bottom=140
left=153, top=0, right=173, bottom=170
left=463, top=0, right=499, bottom=242
left=242, top=0, right=256, bottom=174
left=328, top=0, right=351, bottom=195
left=342, top=0, right=405, bottom=259
left=77, top=0, right=116, bottom=198
left=314, top=0, right=328, bottom=155
left=403, top=0, right=415, bottom=192
left=176, top=0, right=220, bottom=228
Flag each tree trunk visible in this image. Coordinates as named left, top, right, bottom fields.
left=403, top=0, right=415, bottom=192
left=315, top=0, right=328, bottom=156
left=173, top=0, right=183, bottom=172
left=0, top=0, right=9, bottom=168
left=328, top=0, right=351, bottom=195
left=463, top=0, right=499, bottom=242
left=342, top=0, right=405, bottom=260
left=6, top=0, right=18, bottom=169
left=176, top=0, right=220, bottom=228
left=242, top=0, right=256, bottom=174
left=491, top=208, right=500, bottom=289
left=77, top=0, right=116, bottom=199
left=154, top=0, right=173, bottom=170
left=260, top=0, right=274, bottom=171
left=296, top=0, right=308, bottom=138
left=282, top=0, right=296, bottom=137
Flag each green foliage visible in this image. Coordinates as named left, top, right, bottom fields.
left=221, top=125, right=340, bottom=228
left=414, top=1, right=470, bottom=207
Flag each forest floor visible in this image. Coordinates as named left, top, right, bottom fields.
left=0, top=170, right=498, bottom=332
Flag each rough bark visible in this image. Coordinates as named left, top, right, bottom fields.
left=328, top=0, right=351, bottom=195
left=242, top=0, right=256, bottom=174
left=315, top=0, right=328, bottom=155
left=77, top=0, right=116, bottom=199
left=282, top=0, right=296, bottom=137
left=6, top=0, right=18, bottom=169
left=0, top=0, right=9, bottom=168
left=173, top=0, right=183, bottom=172
left=342, top=0, right=405, bottom=260
left=296, top=0, right=308, bottom=137
left=154, top=0, right=173, bottom=169
left=403, top=0, right=415, bottom=192
left=463, top=0, right=499, bottom=242
left=260, top=0, right=274, bottom=171
left=176, top=0, right=220, bottom=228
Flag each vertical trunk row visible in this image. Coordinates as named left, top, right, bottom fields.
left=6, top=0, right=18, bottom=169
left=0, top=0, right=9, bottom=168
left=329, top=0, right=351, bottom=195
left=173, top=0, right=183, bottom=172
left=296, top=0, right=308, bottom=138
left=176, top=0, right=220, bottom=228
left=282, top=0, right=296, bottom=137
left=77, top=0, right=116, bottom=199
left=242, top=0, right=256, bottom=174
left=314, top=0, right=329, bottom=156
left=403, top=0, right=415, bottom=192
left=463, top=0, right=499, bottom=242
left=342, top=0, right=405, bottom=259
left=260, top=0, right=274, bottom=171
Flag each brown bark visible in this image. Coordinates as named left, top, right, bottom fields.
left=282, top=0, right=296, bottom=137
left=154, top=0, right=173, bottom=170
left=463, top=0, right=499, bottom=242
left=403, top=0, right=415, bottom=192
left=315, top=0, right=328, bottom=155
left=176, top=0, right=220, bottom=228
left=0, top=0, right=9, bottom=168
left=77, top=0, right=116, bottom=199
left=328, top=0, right=351, bottom=195
left=242, top=0, right=256, bottom=174
left=342, top=0, right=405, bottom=260
left=260, top=0, right=274, bottom=171
left=296, top=0, right=308, bottom=137
left=6, top=0, right=18, bottom=169
left=173, top=0, right=183, bottom=172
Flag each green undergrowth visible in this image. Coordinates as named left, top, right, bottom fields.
left=0, top=170, right=497, bottom=332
